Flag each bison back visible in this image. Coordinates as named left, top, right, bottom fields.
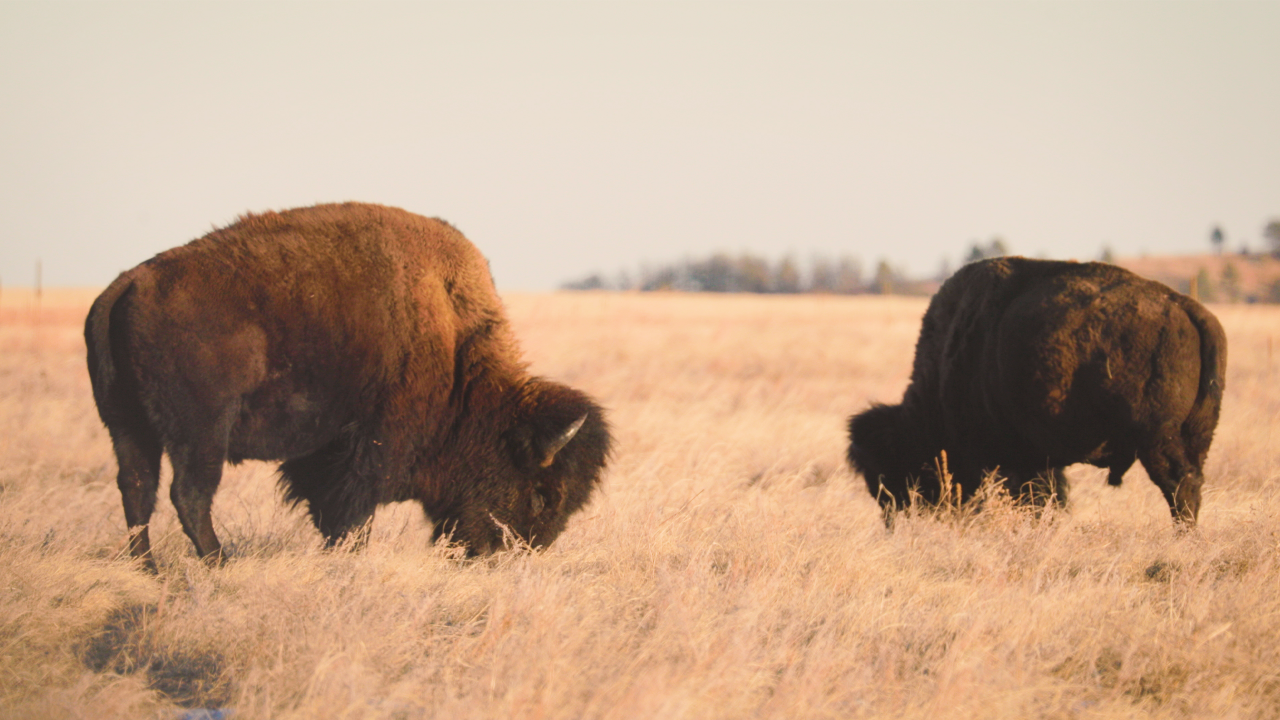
left=107, top=203, right=516, bottom=465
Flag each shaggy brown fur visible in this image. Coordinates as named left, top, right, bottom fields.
left=85, top=202, right=611, bottom=570
left=848, top=257, right=1226, bottom=525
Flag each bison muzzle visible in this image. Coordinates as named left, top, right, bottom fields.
left=86, top=202, right=611, bottom=570
left=847, top=257, right=1226, bottom=525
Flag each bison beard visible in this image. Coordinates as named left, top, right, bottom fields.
left=847, top=257, right=1226, bottom=526
left=85, top=202, right=611, bottom=570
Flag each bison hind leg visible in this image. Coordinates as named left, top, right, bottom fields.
left=1137, top=442, right=1203, bottom=525
left=278, top=439, right=378, bottom=547
left=168, top=440, right=228, bottom=565
left=107, top=419, right=163, bottom=571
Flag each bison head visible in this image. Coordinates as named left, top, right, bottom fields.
left=432, top=380, right=611, bottom=556
left=847, top=402, right=935, bottom=513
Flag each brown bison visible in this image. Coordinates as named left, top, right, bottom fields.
left=847, top=257, right=1225, bottom=525
left=86, top=202, right=611, bottom=570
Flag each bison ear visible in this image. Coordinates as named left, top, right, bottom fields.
left=540, top=414, right=587, bottom=468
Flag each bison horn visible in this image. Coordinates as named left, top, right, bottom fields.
left=540, top=414, right=587, bottom=468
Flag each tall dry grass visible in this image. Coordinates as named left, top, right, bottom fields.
left=1, top=291, right=1277, bottom=719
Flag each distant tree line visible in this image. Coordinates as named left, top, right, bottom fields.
left=1190, top=256, right=1280, bottom=304
left=1187, top=218, right=1280, bottom=302
left=562, top=252, right=942, bottom=296
left=965, top=237, right=1009, bottom=264
left=1267, top=219, right=1280, bottom=257
left=562, top=235, right=1022, bottom=296
left=1207, top=219, right=1280, bottom=257
left=561, top=222, right=1280, bottom=301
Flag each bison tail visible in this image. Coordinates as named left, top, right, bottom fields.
left=1175, top=294, right=1228, bottom=461
left=84, top=273, right=138, bottom=424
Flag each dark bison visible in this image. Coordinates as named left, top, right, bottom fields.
left=847, top=257, right=1225, bottom=525
left=86, top=202, right=611, bottom=570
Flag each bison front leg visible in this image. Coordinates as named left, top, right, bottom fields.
left=316, top=504, right=376, bottom=550
left=1008, top=461, right=1070, bottom=507
left=169, top=444, right=226, bottom=564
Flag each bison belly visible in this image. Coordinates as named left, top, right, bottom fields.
left=226, top=379, right=355, bottom=464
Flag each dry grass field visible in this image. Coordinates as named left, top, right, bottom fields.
left=2, top=289, right=1278, bottom=719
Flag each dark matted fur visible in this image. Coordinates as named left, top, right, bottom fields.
left=86, top=202, right=611, bottom=569
left=847, top=257, right=1225, bottom=525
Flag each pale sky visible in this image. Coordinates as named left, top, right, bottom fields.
left=2, top=1, right=1277, bottom=290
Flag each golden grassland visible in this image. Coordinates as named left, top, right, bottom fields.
left=1, top=290, right=1278, bottom=719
